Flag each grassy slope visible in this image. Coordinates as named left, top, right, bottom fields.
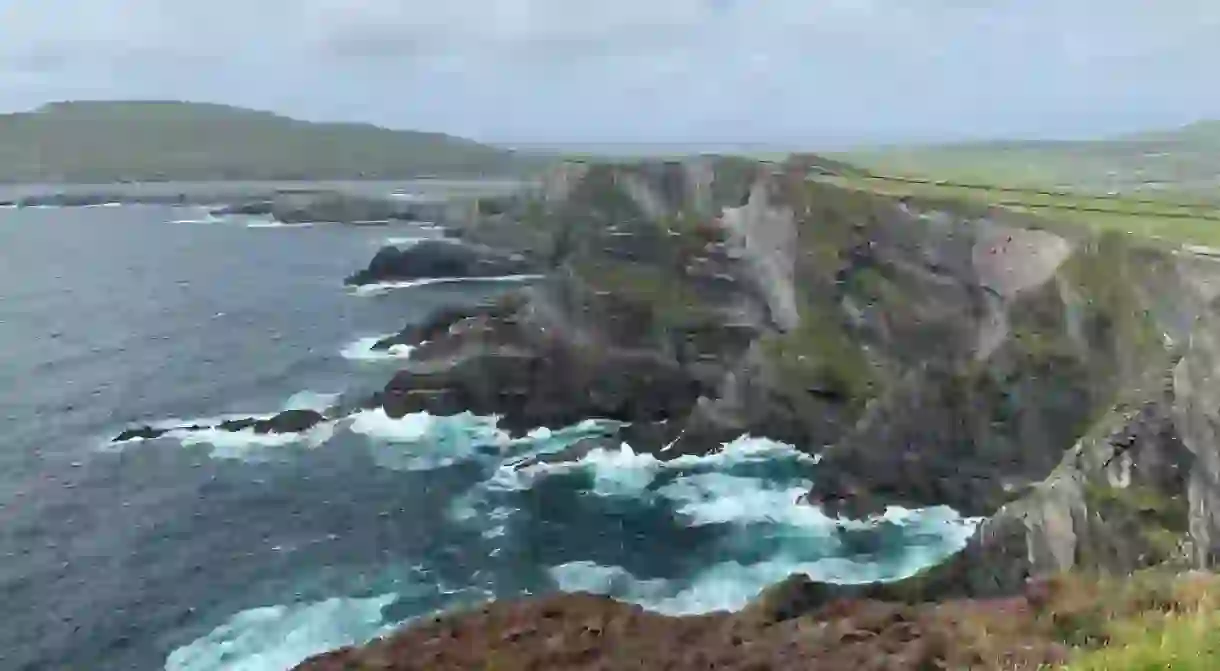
left=836, top=122, right=1220, bottom=195
left=0, top=101, right=553, bottom=182
left=817, top=173, right=1220, bottom=247
left=820, top=121, right=1220, bottom=248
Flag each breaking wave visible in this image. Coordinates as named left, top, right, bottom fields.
left=338, top=336, right=416, bottom=362
left=349, top=275, right=543, bottom=297
left=103, top=391, right=341, bottom=459
left=165, top=593, right=398, bottom=671
left=465, top=433, right=980, bottom=615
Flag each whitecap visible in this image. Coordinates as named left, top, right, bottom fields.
left=383, top=236, right=425, bottom=247
left=164, top=593, right=398, bottom=671
left=549, top=502, right=980, bottom=616
left=491, top=436, right=817, bottom=497
left=170, top=215, right=223, bottom=225
left=350, top=274, right=543, bottom=297
left=339, top=335, right=416, bottom=362
left=657, top=472, right=827, bottom=528
left=245, top=220, right=318, bottom=229
left=492, top=434, right=981, bottom=614
left=348, top=408, right=510, bottom=471
left=494, top=443, right=662, bottom=497
left=175, top=420, right=336, bottom=459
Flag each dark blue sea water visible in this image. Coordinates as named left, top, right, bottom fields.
left=0, top=201, right=977, bottom=671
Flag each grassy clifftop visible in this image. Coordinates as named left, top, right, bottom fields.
left=837, top=121, right=1220, bottom=195
left=0, top=101, right=553, bottom=182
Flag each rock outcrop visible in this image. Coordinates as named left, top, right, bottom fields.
left=344, top=240, right=540, bottom=286
left=111, top=409, right=327, bottom=443
left=301, top=154, right=1220, bottom=667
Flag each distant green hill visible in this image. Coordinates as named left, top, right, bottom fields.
left=0, top=101, right=553, bottom=183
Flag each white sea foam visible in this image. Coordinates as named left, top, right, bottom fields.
left=245, top=221, right=316, bottom=229
left=174, top=420, right=336, bottom=459
left=170, top=215, right=223, bottom=225
left=383, top=236, right=425, bottom=247
left=478, top=433, right=982, bottom=615
left=549, top=502, right=981, bottom=615
left=350, top=274, right=542, bottom=297
left=348, top=408, right=510, bottom=471
left=491, top=436, right=818, bottom=497
left=103, top=397, right=339, bottom=459
left=339, top=335, right=416, bottom=362
left=164, top=593, right=398, bottom=671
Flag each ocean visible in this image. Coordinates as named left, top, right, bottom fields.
left=0, top=193, right=977, bottom=671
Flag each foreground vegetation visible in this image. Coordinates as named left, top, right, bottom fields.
left=1052, top=572, right=1220, bottom=669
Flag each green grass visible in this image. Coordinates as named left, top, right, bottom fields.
left=816, top=174, right=1220, bottom=247
left=1062, top=611, right=1220, bottom=670
left=834, top=128, right=1220, bottom=197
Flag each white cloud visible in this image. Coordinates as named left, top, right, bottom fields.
left=1, top=1, right=1219, bottom=143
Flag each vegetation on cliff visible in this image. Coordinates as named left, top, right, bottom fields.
left=297, top=152, right=1220, bottom=669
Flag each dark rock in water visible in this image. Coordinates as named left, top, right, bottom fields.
left=255, top=409, right=326, bottom=434
left=345, top=240, right=538, bottom=286
left=0, top=200, right=14, bottom=207
left=381, top=339, right=708, bottom=439
left=113, top=410, right=327, bottom=444
left=218, top=417, right=259, bottom=432
left=210, top=200, right=274, bottom=217
left=219, top=409, right=326, bottom=435
left=114, top=425, right=171, bottom=442
left=112, top=422, right=208, bottom=442
left=371, top=304, right=489, bottom=352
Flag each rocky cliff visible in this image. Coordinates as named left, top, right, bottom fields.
left=349, top=156, right=1220, bottom=566
left=137, top=154, right=1220, bottom=668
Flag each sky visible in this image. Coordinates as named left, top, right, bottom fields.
left=2, top=1, right=1220, bottom=147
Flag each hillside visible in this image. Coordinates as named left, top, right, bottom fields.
left=837, top=120, right=1220, bottom=194
left=0, top=101, right=552, bottom=183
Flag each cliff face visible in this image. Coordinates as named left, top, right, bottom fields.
left=293, top=155, right=1220, bottom=668
left=370, top=155, right=1220, bottom=593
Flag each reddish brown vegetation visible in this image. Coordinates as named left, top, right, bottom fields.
left=296, top=590, right=1072, bottom=671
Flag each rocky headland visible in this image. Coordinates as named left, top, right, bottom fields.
left=112, top=154, right=1220, bottom=668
